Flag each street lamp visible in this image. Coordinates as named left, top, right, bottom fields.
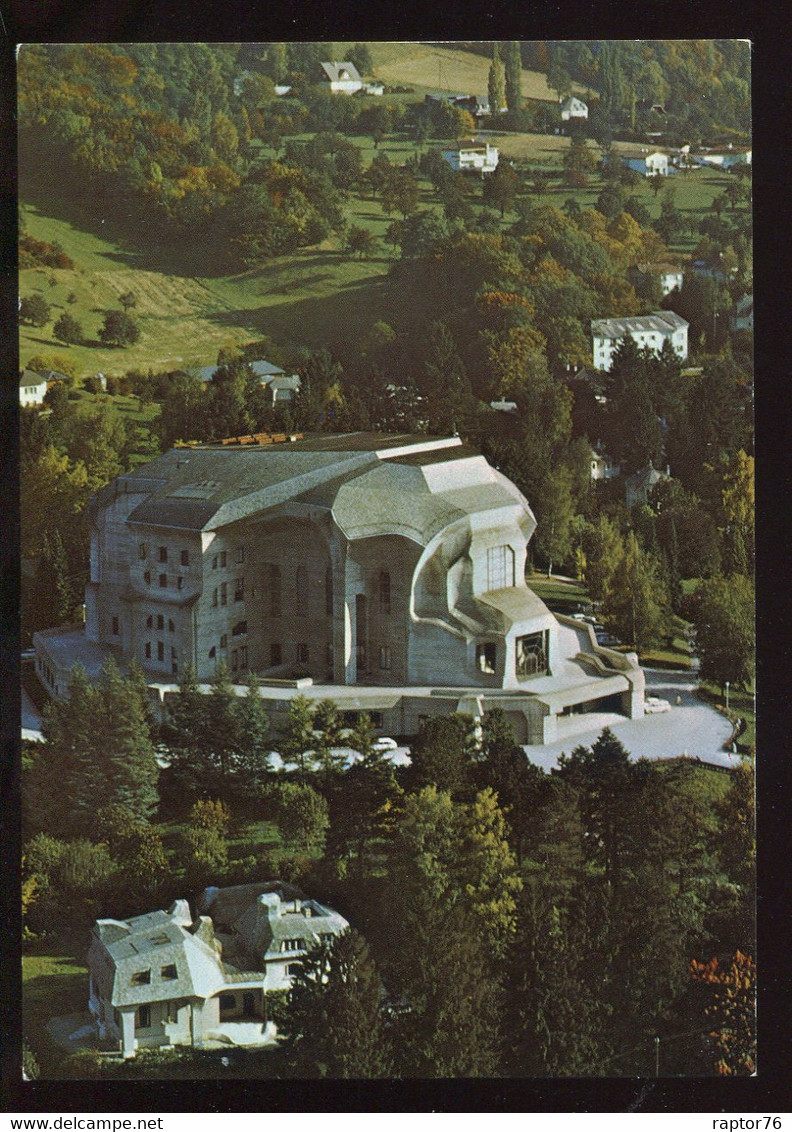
left=725, top=681, right=730, bottom=714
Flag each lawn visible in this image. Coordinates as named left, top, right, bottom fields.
left=697, top=680, right=755, bottom=756
left=525, top=572, right=590, bottom=611
left=23, top=949, right=89, bottom=1076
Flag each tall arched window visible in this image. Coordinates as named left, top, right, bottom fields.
left=486, top=545, right=515, bottom=591
left=378, top=570, right=391, bottom=615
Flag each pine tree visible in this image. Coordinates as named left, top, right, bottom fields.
left=283, top=930, right=393, bottom=1077
left=488, top=43, right=506, bottom=116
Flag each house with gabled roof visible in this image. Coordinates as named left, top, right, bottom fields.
left=20, top=370, right=48, bottom=407
left=87, top=882, right=348, bottom=1058
left=560, top=96, right=588, bottom=121
left=319, top=61, right=363, bottom=94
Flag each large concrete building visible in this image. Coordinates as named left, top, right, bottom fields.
left=34, top=433, right=645, bottom=744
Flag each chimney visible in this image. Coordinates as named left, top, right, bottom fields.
left=257, top=891, right=281, bottom=921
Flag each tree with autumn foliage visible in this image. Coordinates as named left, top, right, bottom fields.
left=690, top=951, right=756, bottom=1075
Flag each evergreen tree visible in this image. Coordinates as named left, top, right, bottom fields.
left=692, top=573, right=755, bottom=691
left=409, top=713, right=477, bottom=796
left=488, top=43, right=506, bottom=116
left=504, top=41, right=522, bottom=113
left=602, top=532, right=669, bottom=651
left=283, top=930, right=393, bottom=1077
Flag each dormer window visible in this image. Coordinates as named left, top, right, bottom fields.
left=283, top=938, right=303, bottom=951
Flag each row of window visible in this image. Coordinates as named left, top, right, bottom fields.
left=132, top=964, right=177, bottom=985
left=139, top=544, right=190, bottom=567
left=212, top=547, right=244, bottom=569
left=144, top=614, right=175, bottom=633
left=211, top=579, right=245, bottom=606
left=474, top=633, right=550, bottom=678
left=144, top=641, right=178, bottom=665
left=143, top=571, right=186, bottom=591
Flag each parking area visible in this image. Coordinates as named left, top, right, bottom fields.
left=523, top=667, right=738, bottom=772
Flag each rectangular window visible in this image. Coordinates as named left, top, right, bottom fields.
left=269, top=565, right=282, bottom=617
left=166, top=1002, right=178, bottom=1023
left=296, top=643, right=309, bottom=664
left=171, top=661, right=178, bottom=676
left=171, top=646, right=177, bottom=659
left=220, top=583, right=227, bottom=606
left=157, top=642, right=164, bottom=662
left=112, top=616, right=119, bottom=636
left=139, top=543, right=148, bottom=560
left=145, top=642, right=151, bottom=659
left=270, top=642, right=282, bottom=666
left=283, top=939, right=303, bottom=952
left=232, top=621, right=247, bottom=636
left=161, top=964, right=177, bottom=980
left=177, top=576, right=185, bottom=591
left=209, top=646, right=216, bottom=658
left=486, top=545, right=515, bottom=591
left=379, top=645, right=391, bottom=671
left=132, top=970, right=151, bottom=985
left=158, top=547, right=168, bottom=563
left=476, top=643, right=496, bottom=675
left=219, top=994, right=235, bottom=1013
left=220, top=551, right=227, bottom=567
left=212, top=556, right=218, bottom=570
left=168, top=619, right=175, bottom=633
left=325, top=565, right=333, bottom=616
left=378, top=571, right=391, bottom=615
left=159, top=574, right=167, bottom=588
left=144, top=571, right=151, bottom=586
left=236, top=547, right=245, bottom=564
left=220, top=634, right=227, bottom=650
left=137, top=1005, right=151, bottom=1030
left=234, top=577, right=244, bottom=602
left=180, top=549, right=189, bottom=566
left=157, top=614, right=164, bottom=631
left=212, top=588, right=218, bottom=607
left=286, top=964, right=301, bottom=977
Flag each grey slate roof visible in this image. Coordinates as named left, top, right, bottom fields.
left=591, top=311, right=688, bottom=338
left=320, top=61, right=362, bottom=84
left=104, top=434, right=510, bottom=542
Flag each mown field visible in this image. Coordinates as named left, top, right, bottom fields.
left=336, top=40, right=589, bottom=102
left=19, top=119, right=736, bottom=380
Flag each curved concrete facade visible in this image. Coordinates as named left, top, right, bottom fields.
left=35, top=433, right=644, bottom=743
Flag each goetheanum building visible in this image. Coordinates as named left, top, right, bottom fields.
left=34, top=433, right=645, bottom=744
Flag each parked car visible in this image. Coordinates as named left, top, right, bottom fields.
left=644, top=696, right=671, bottom=714
left=373, top=736, right=398, bottom=751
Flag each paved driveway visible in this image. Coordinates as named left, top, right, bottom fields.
left=523, top=667, right=738, bottom=772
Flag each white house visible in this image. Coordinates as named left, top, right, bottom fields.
left=560, top=96, right=588, bottom=121
left=591, top=311, right=689, bottom=371
left=35, top=432, right=646, bottom=745
left=19, top=370, right=48, bottom=407
left=629, top=262, right=685, bottom=297
left=319, top=61, right=363, bottom=95
left=441, top=143, right=499, bottom=175
left=623, top=150, right=671, bottom=177
left=589, top=445, right=621, bottom=482
left=87, top=882, right=348, bottom=1058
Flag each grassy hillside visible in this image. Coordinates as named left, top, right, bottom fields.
left=19, top=120, right=734, bottom=379
left=337, top=41, right=590, bottom=102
